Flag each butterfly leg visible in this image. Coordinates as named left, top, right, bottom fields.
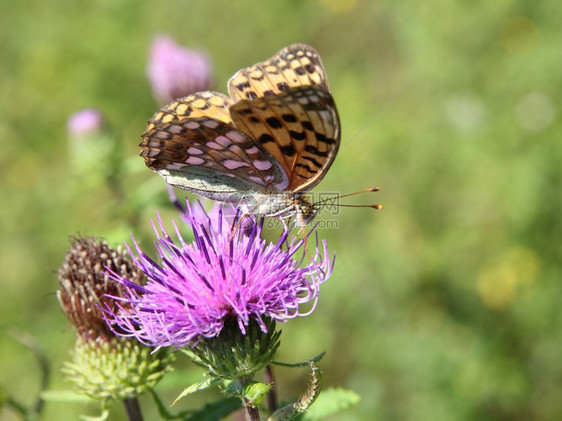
left=280, top=216, right=289, bottom=231
left=294, top=212, right=312, bottom=259
left=224, top=213, right=249, bottom=256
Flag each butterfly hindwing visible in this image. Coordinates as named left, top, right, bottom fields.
left=140, top=92, right=288, bottom=199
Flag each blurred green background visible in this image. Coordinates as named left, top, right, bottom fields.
left=1, top=0, right=561, bottom=420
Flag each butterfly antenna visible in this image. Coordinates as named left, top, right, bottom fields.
left=335, top=204, right=383, bottom=209
left=314, top=187, right=383, bottom=209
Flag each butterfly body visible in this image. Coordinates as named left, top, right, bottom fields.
left=141, top=44, right=339, bottom=225
left=157, top=165, right=318, bottom=223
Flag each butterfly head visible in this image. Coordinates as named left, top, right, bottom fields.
left=293, top=195, right=320, bottom=226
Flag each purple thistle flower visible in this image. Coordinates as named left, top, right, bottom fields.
left=105, top=202, right=333, bottom=350
left=170, top=192, right=252, bottom=236
left=147, top=35, right=213, bottom=105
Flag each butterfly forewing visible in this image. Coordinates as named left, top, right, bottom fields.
left=229, top=85, right=340, bottom=192
left=228, top=44, right=330, bottom=102
left=140, top=92, right=287, bottom=199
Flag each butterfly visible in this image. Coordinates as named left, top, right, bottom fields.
left=140, top=43, right=340, bottom=226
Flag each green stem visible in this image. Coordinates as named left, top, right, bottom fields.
left=8, top=330, right=49, bottom=420
left=264, top=365, right=277, bottom=412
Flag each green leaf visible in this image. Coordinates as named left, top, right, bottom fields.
left=298, top=388, right=360, bottom=421
left=180, top=397, right=241, bottom=421
left=149, top=389, right=177, bottom=420
left=240, top=381, right=271, bottom=406
left=272, top=352, right=326, bottom=368
left=172, top=377, right=222, bottom=406
left=223, top=379, right=270, bottom=405
left=150, top=389, right=241, bottom=420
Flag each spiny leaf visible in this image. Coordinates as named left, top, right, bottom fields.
left=172, top=377, right=222, bottom=406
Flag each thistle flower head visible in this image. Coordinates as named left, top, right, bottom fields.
left=106, top=202, right=334, bottom=351
left=57, top=236, right=143, bottom=341
left=147, top=35, right=213, bottom=104
left=57, top=237, right=173, bottom=400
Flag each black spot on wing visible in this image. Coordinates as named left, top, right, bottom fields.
left=294, top=66, right=306, bottom=76
left=301, top=121, right=313, bottom=131
left=289, top=130, right=306, bottom=141
left=259, top=133, right=275, bottom=144
left=315, top=132, right=336, bottom=144
left=236, top=81, right=251, bottom=91
left=302, top=155, right=323, bottom=168
left=282, top=114, right=298, bottom=122
left=304, top=145, right=329, bottom=157
left=266, top=117, right=283, bottom=129
left=295, top=163, right=315, bottom=173
left=280, top=145, right=296, bottom=156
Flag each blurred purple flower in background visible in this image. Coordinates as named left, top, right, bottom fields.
left=67, top=108, right=104, bottom=136
left=147, top=35, right=213, bottom=105
left=105, top=202, right=333, bottom=350
left=66, top=108, right=119, bottom=183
